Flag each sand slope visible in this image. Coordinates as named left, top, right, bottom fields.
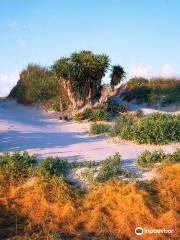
left=0, top=99, right=179, bottom=178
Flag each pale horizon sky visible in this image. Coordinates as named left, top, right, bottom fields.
left=0, top=0, right=180, bottom=96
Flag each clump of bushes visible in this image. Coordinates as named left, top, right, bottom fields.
left=90, top=122, right=111, bottom=135
left=111, top=112, right=180, bottom=145
left=73, top=101, right=128, bottom=123
left=134, top=113, right=180, bottom=144
left=121, top=76, right=180, bottom=105
left=135, top=109, right=144, bottom=118
left=73, top=107, right=110, bottom=122
left=96, top=153, right=121, bottom=182
left=136, top=149, right=180, bottom=168
left=83, top=160, right=97, bottom=168
left=36, top=157, right=69, bottom=178
left=111, top=114, right=135, bottom=140
left=10, top=64, right=59, bottom=104
left=0, top=151, right=36, bottom=186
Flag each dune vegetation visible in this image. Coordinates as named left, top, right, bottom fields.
left=121, top=76, right=180, bottom=105
left=111, top=112, right=180, bottom=144
left=0, top=151, right=179, bottom=240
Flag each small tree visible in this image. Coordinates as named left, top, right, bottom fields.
left=52, top=50, right=110, bottom=110
left=110, top=65, right=126, bottom=89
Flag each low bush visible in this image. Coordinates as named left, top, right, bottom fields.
left=111, top=114, right=135, bottom=140
left=134, top=113, right=180, bottom=144
left=9, top=64, right=59, bottom=104
left=0, top=151, right=36, bottom=186
left=111, top=112, right=180, bottom=145
left=73, top=112, right=82, bottom=122
left=36, top=157, right=69, bottom=178
left=96, top=153, right=121, bottom=182
left=162, top=149, right=180, bottom=163
left=73, top=106, right=110, bottom=122
left=83, top=160, right=97, bottom=168
left=84, top=107, right=110, bottom=121
left=121, top=77, right=180, bottom=105
left=136, top=149, right=166, bottom=168
left=136, top=149, right=180, bottom=168
left=125, top=77, right=148, bottom=88
left=90, top=122, right=111, bottom=135
left=135, top=109, right=144, bottom=118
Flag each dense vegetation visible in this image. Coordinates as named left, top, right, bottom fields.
left=96, top=153, right=121, bottom=182
left=10, top=50, right=127, bottom=112
left=90, top=122, right=111, bottom=135
left=136, top=149, right=180, bottom=168
left=73, top=105, right=110, bottom=122
left=9, top=64, right=59, bottom=105
left=121, top=77, right=180, bottom=105
left=73, top=101, right=128, bottom=122
left=112, top=112, right=180, bottom=144
left=0, top=151, right=36, bottom=191
left=0, top=151, right=179, bottom=239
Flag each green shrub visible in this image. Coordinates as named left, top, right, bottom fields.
left=111, top=114, right=134, bottom=140
left=134, top=113, right=180, bottom=144
left=135, top=109, right=144, bottom=118
left=121, top=77, right=180, bottom=105
left=73, top=107, right=110, bottom=122
left=83, top=160, right=97, bottom=168
left=136, top=149, right=180, bottom=168
left=97, top=153, right=121, bottom=182
left=163, top=149, right=180, bottom=163
left=70, top=157, right=82, bottom=169
left=0, top=151, right=36, bottom=185
left=111, top=113, right=180, bottom=145
left=90, top=122, right=111, bottom=135
left=126, top=77, right=148, bottom=88
left=87, top=108, right=110, bottom=121
left=73, top=112, right=82, bottom=122
left=83, top=108, right=93, bottom=119
left=10, top=64, right=58, bottom=104
left=136, top=150, right=166, bottom=168
left=36, top=157, right=69, bottom=178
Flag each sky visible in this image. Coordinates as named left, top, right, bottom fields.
left=0, top=0, right=180, bottom=96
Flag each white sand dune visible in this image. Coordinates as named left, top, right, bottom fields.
left=0, top=99, right=179, bottom=179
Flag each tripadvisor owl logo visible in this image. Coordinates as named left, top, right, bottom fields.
left=135, top=227, right=144, bottom=235
left=134, top=226, right=174, bottom=236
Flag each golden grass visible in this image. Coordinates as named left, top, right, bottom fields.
left=0, top=164, right=179, bottom=239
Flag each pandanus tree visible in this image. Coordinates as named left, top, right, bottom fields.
left=110, top=65, right=126, bottom=89
left=52, top=50, right=110, bottom=110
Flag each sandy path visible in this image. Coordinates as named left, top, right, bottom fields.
left=0, top=99, right=179, bottom=178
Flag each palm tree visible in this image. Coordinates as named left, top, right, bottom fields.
left=110, top=65, right=126, bottom=89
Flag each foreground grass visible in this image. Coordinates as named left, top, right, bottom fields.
left=0, top=151, right=179, bottom=239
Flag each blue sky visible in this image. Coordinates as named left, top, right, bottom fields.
left=0, top=0, right=180, bottom=96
